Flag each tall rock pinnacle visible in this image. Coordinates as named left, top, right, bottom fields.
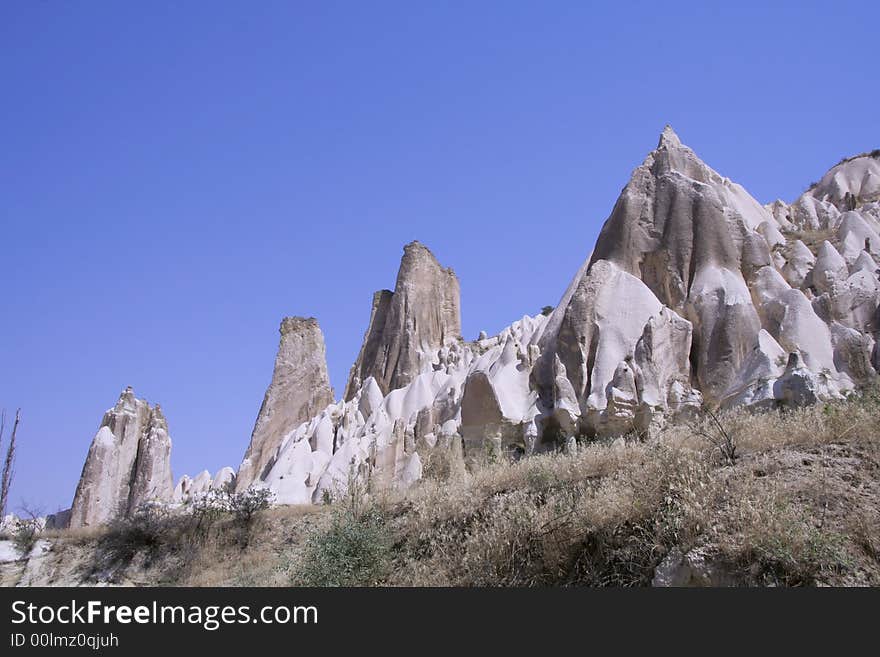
left=344, top=241, right=461, bottom=399
left=236, top=317, right=335, bottom=490
left=69, top=387, right=173, bottom=528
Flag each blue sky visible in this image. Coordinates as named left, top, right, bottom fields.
left=1, top=1, right=877, bottom=515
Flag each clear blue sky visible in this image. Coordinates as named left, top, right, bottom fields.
left=1, top=1, right=877, bottom=515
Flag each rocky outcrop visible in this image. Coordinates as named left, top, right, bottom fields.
left=582, top=127, right=766, bottom=403
left=344, top=241, right=461, bottom=399
left=170, top=466, right=237, bottom=504
left=804, top=153, right=880, bottom=211
left=235, top=317, right=335, bottom=490
left=67, top=132, right=880, bottom=518
left=530, top=128, right=875, bottom=434
left=652, top=546, right=738, bottom=587
left=237, top=131, right=878, bottom=503
left=69, top=387, right=173, bottom=529
left=251, top=313, right=544, bottom=504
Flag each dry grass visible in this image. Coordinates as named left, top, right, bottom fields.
left=380, top=391, right=880, bottom=586
left=782, top=228, right=836, bottom=256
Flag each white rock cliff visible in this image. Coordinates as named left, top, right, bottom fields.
left=68, top=130, right=880, bottom=523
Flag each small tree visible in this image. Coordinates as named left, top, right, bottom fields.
left=540, top=305, right=554, bottom=316
left=0, top=409, right=21, bottom=518
left=12, top=503, right=43, bottom=555
left=228, top=487, right=274, bottom=526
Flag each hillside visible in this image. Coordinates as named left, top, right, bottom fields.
left=3, top=388, right=878, bottom=587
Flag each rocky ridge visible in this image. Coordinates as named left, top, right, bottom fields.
left=65, top=128, right=880, bottom=522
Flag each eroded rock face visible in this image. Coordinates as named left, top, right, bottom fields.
left=236, top=317, right=335, bottom=490
left=237, top=132, right=878, bottom=503
left=254, top=313, right=545, bottom=504
left=585, top=127, right=768, bottom=403
left=344, top=241, right=461, bottom=399
left=804, top=154, right=880, bottom=211
left=69, top=387, right=173, bottom=529
left=71, top=133, right=880, bottom=512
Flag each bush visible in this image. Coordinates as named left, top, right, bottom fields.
left=187, top=489, right=231, bottom=539
left=177, top=487, right=275, bottom=551
left=12, top=517, right=41, bottom=555
left=228, top=488, right=275, bottom=526
left=101, top=503, right=173, bottom=564
left=295, top=508, right=390, bottom=586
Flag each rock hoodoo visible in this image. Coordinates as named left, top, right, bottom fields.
left=68, top=129, right=880, bottom=523
left=235, top=317, right=335, bottom=490
left=344, top=241, right=462, bottom=400
left=69, top=387, right=173, bottom=529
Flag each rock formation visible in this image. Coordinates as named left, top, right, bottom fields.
left=215, top=131, right=879, bottom=506
left=69, top=387, right=173, bottom=528
left=344, top=241, right=462, bottom=399
left=68, top=130, right=880, bottom=523
left=235, top=317, right=335, bottom=490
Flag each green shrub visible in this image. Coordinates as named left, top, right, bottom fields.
left=295, top=508, right=390, bottom=586
left=229, top=488, right=275, bottom=526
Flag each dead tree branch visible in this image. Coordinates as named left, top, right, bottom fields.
left=0, top=409, right=21, bottom=518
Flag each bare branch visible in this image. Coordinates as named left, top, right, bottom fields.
left=690, top=404, right=736, bottom=465
left=0, top=409, right=21, bottom=518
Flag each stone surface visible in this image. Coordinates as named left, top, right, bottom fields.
left=223, top=135, right=879, bottom=502
left=69, top=387, right=174, bottom=528
left=236, top=317, right=335, bottom=490
left=344, top=241, right=461, bottom=399
left=652, top=546, right=737, bottom=587
left=66, top=133, right=880, bottom=519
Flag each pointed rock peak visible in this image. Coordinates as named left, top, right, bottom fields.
left=70, top=388, right=174, bottom=528
left=116, top=385, right=138, bottom=409
left=852, top=250, right=878, bottom=273
left=790, top=240, right=816, bottom=261
left=236, top=314, right=335, bottom=490
left=816, top=240, right=845, bottom=263
left=658, top=124, right=682, bottom=149
left=345, top=241, right=462, bottom=399
left=404, top=239, right=430, bottom=254
left=645, top=125, right=722, bottom=186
